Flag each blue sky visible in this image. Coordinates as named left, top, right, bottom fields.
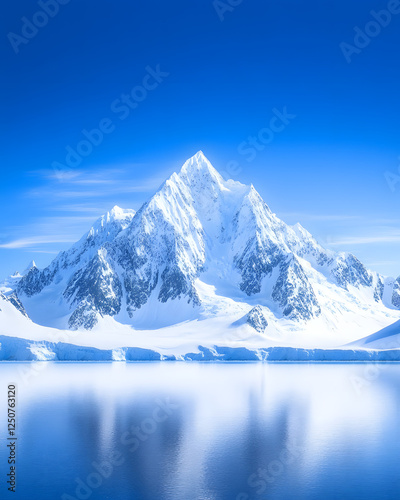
left=1, top=0, right=400, bottom=278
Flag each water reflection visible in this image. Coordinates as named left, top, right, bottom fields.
left=0, top=363, right=399, bottom=499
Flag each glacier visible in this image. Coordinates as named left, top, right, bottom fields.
left=1, top=151, right=400, bottom=361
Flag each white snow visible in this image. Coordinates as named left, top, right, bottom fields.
left=350, top=319, right=400, bottom=350
left=1, top=291, right=399, bottom=361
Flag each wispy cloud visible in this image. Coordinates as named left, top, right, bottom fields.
left=29, top=168, right=126, bottom=182
left=29, top=183, right=164, bottom=199
left=365, top=260, right=400, bottom=267
left=25, top=250, right=60, bottom=255
left=281, top=212, right=400, bottom=226
left=29, top=169, right=83, bottom=181
left=0, top=215, right=100, bottom=252
left=55, top=204, right=108, bottom=213
left=0, top=236, right=77, bottom=249
left=279, top=212, right=362, bottom=222
left=40, top=216, right=97, bottom=223
left=27, top=166, right=164, bottom=200
left=71, top=179, right=115, bottom=185
left=328, top=234, right=400, bottom=246
left=28, top=189, right=109, bottom=199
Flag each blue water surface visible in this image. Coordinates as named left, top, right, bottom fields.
left=0, top=362, right=399, bottom=500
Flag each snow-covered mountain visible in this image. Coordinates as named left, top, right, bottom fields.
left=0, top=260, right=36, bottom=294
left=3, top=152, right=400, bottom=342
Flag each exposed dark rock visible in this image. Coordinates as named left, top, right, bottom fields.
left=392, top=277, right=400, bottom=308
left=246, top=305, right=268, bottom=333
left=272, top=255, right=321, bottom=320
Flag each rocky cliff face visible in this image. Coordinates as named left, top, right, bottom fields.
left=0, top=291, right=28, bottom=318
left=246, top=306, right=268, bottom=333
left=392, top=277, right=400, bottom=308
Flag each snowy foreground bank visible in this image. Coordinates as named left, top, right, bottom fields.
left=1, top=335, right=399, bottom=362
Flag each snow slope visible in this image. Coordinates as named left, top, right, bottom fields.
left=1, top=289, right=399, bottom=360
left=350, top=319, right=400, bottom=350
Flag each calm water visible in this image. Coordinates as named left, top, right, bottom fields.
left=0, top=362, right=399, bottom=500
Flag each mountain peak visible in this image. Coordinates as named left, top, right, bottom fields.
left=23, top=260, right=37, bottom=274
left=80, top=206, right=135, bottom=244
left=110, top=205, right=124, bottom=216
left=194, top=150, right=206, bottom=160
left=108, top=205, right=135, bottom=221
left=178, top=151, right=224, bottom=186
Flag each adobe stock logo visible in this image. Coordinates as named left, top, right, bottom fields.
left=213, top=0, right=243, bottom=21
left=7, top=0, right=71, bottom=55
left=218, top=106, right=296, bottom=182
left=384, top=156, right=400, bottom=193
left=237, top=107, right=296, bottom=162
left=61, top=398, right=178, bottom=500
left=340, top=0, right=400, bottom=63
left=52, top=65, right=169, bottom=179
